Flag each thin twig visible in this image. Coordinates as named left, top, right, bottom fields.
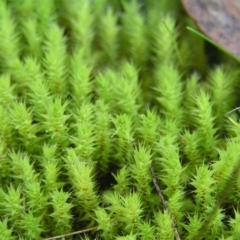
left=225, top=106, right=240, bottom=115
left=225, top=106, right=240, bottom=127
left=43, top=226, right=98, bottom=240
left=150, top=165, right=181, bottom=240
left=225, top=115, right=239, bottom=127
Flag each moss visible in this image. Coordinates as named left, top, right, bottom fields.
left=0, top=0, right=240, bottom=239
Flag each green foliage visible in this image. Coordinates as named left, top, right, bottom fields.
left=0, top=1, right=20, bottom=69
left=191, top=165, right=215, bottom=213
left=155, top=64, right=183, bottom=127
left=155, top=211, right=175, bottom=239
left=99, top=7, right=119, bottom=65
left=112, top=114, right=135, bottom=166
left=192, top=90, right=218, bottom=160
left=49, top=190, right=73, bottom=235
left=121, top=0, right=149, bottom=67
left=69, top=49, right=93, bottom=105
left=208, top=67, right=239, bottom=131
left=131, top=146, right=152, bottom=201
left=228, top=209, right=240, bottom=239
left=151, top=13, right=179, bottom=64
left=0, top=219, right=15, bottom=240
left=0, top=0, right=240, bottom=239
left=43, top=23, right=68, bottom=97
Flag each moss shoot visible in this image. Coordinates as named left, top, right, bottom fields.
left=0, top=0, right=240, bottom=239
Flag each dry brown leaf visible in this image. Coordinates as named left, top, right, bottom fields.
left=181, top=0, right=240, bottom=59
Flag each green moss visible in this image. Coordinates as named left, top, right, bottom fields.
left=0, top=0, right=240, bottom=239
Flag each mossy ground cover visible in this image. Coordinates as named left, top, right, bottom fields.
left=0, top=0, right=240, bottom=239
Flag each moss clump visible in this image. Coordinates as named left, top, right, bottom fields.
left=0, top=0, right=240, bottom=239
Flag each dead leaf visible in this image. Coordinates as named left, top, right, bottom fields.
left=181, top=0, right=240, bottom=59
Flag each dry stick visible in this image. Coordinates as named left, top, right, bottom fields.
left=225, top=106, right=240, bottom=115
left=150, top=165, right=181, bottom=240
left=43, top=226, right=98, bottom=240
left=225, top=108, right=240, bottom=127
